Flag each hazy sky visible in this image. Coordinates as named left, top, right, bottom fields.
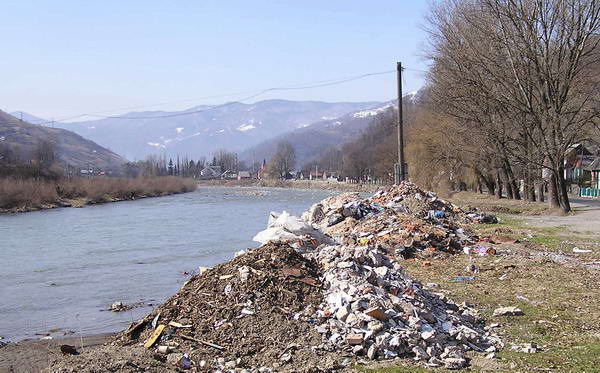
left=1, top=1, right=430, bottom=121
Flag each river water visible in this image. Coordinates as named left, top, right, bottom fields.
left=0, top=186, right=337, bottom=342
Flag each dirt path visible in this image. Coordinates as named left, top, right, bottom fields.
left=522, top=197, right=600, bottom=235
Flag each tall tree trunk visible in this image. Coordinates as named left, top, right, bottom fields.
left=476, top=169, right=495, bottom=195
left=526, top=167, right=536, bottom=202
left=495, top=170, right=503, bottom=199
left=506, top=162, right=521, bottom=200
left=503, top=166, right=514, bottom=199
left=536, top=180, right=545, bottom=202
left=548, top=173, right=560, bottom=209
left=557, top=166, right=572, bottom=213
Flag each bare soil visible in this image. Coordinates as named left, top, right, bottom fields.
left=0, top=334, right=113, bottom=373
left=47, top=243, right=351, bottom=373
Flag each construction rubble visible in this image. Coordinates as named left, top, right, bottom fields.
left=49, top=182, right=501, bottom=372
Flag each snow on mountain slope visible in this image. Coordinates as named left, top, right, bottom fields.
left=240, top=90, right=425, bottom=168
left=43, top=100, right=380, bottom=160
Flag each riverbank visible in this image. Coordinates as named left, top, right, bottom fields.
left=0, top=333, right=114, bottom=373
left=0, top=177, right=197, bottom=214
left=197, top=178, right=384, bottom=193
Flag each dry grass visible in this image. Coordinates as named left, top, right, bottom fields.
left=0, top=178, right=59, bottom=208
left=359, top=216, right=600, bottom=372
left=0, top=177, right=197, bottom=211
left=443, top=191, right=559, bottom=216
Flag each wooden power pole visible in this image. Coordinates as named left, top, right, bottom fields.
left=395, top=61, right=406, bottom=184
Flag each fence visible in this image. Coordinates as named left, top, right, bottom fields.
left=579, top=187, right=600, bottom=198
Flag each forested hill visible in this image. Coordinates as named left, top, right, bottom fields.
left=0, top=110, right=126, bottom=171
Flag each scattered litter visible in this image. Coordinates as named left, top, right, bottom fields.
left=511, top=342, right=539, bottom=353
left=59, top=345, right=79, bottom=355
left=455, top=276, right=476, bottom=282
left=493, top=307, right=524, bottom=317
left=108, top=301, right=144, bottom=312
left=572, top=247, right=592, bottom=253
left=168, top=321, right=192, bottom=328
left=143, top=324, right=165, bottom=348
left=151, top=312, right=161, bottom=329
left=179, top=334, right=224, bottom=351
left=464, top=246, right=497, bottom=256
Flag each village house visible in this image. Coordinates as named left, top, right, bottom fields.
left=221, top=170, right=238, bottom=179
left=564, top=143, right=595, bottom=184
left=199, top=165, right=222, bottom=179
left=586, top=157, right=600, bottom=191
left=237, top=171, right=251, bottom=180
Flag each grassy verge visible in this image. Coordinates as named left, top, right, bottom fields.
left=0, top=176, right=197, bottom=213
left=445, top=191, right=558, bottom=216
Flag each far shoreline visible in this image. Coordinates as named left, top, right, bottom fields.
left=196, top=178, right=386, bottom=193
left=0, top=177, right=198, bottom=215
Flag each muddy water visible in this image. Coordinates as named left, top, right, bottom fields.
left=0, top=186, right=336, bottom=342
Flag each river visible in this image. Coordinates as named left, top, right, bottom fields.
left=0, top=186, right=337, bottom=342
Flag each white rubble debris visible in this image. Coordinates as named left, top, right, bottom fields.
left=493, top=306, right=524, bottom=317
left=253, top=210, right=331, bottom=245
left=303, top=243, right=501, bottom=368
left=250, top=182, right=503, bottom=369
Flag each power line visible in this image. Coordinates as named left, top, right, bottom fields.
left=83, top=70, right=396, bottom=120
left=27, top=67, right=421, bottom=125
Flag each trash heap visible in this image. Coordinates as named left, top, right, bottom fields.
left=304, top=244, right=500, bottom=369
left=51, top=242, right=345, bottom=373
left=253, top=211, right=333, bottom=249
left=300, top=183, right=494, bottom=258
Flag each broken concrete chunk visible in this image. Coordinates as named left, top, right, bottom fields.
left=443, top=357, right=467, bottom=369
left=345, top=334, right=364, bottom=345
left=367, top=344, right=378, bottom=359
left=335, top=305, right=351, bottom=321
left=493, top=306, right=524, bottom=317
left=365, top=307, right=390, bottom=321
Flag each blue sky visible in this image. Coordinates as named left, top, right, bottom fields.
left=1, top=1, right=430, bottom=120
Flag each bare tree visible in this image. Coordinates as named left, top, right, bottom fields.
left=269, top=141, right=296, bottom=179
left=424, top=0, right=600, bottom=212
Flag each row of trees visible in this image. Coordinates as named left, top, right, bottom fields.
left=124, top=149, right=253, bottom=178
left=0, top=140, right=63, bottom=180
left=406, top=0, right=600, bottom=213
left=263, top=113, right=402, bottom=182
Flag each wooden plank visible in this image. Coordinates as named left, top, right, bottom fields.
left=179, top=334, right=225, bottom=351
left=143, top=324, right=165, bottom=348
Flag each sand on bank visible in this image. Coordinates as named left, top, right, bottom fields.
left=0, top=333, right=114, bottom=373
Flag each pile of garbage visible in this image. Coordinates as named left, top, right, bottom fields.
left=253, top=211, right=333, bottom=249
left=51, top=243, right=345, bottom=373
left=296, top=183, right=496, bottom=258
left=304, top=244, right=500, bottom=369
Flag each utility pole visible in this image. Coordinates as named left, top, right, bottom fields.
left=394, top=61, right=407, bottom=184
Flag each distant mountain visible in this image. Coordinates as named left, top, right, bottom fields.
left=37, top=100, right=381, bottom=161
left=239, top=91, right=424, bottom=167
left=0, top=110, right=126, bottom=171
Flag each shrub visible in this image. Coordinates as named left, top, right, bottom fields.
left=0, top=177, right=196, bottom=210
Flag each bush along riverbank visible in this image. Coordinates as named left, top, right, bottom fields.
left=0, top=176, right=197, bottom=213
left=48, top=182, right=503, bottom=372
